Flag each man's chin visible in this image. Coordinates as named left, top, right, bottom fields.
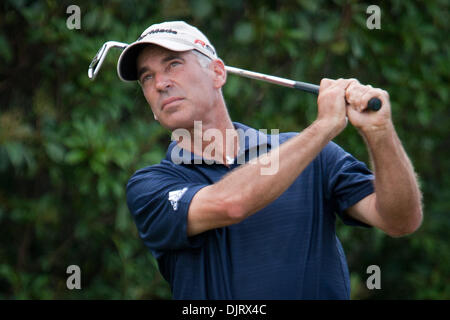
left=159, top=116, right=195, bottom=132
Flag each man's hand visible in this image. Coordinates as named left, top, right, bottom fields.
left=345, top=80, right=393, bottom=136
left=318, top=78, right=393, bottom=137
left=317, top=78, right=351, bottom=139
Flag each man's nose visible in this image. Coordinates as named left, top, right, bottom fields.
left=155, top=73, right=172, bottom=91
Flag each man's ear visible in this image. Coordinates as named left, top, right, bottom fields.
left=211, top=59, right=227, bottom=89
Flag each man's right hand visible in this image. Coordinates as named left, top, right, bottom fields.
left=317, top=78, right=358, bottom=139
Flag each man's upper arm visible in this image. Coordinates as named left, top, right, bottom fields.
left=324, top=142, right=375, bottom=227
left=323, top=142, right=387, bottom=231
left=186, top=184, right=237, bottom=237
left=126, top=165, right=209, bottom=251
left=345, top=193, right=386, bottom=230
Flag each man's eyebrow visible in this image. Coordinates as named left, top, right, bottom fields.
left=162, top=53, right=185, bottom=63
left=137, top=53, right=186, bottom=81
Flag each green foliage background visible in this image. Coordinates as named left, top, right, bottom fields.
left=0, top=0, right=448, bottom=299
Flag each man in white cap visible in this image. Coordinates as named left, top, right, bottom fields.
left=120, top=21, right=422, bottom=299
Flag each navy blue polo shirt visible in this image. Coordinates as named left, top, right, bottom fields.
left=126, top=122, right=374, bottom=299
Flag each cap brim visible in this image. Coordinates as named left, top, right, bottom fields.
left=117, top=39, right=194, bottom=82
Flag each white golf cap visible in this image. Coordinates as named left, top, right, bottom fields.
left=117, top=21, right=218, bottom=81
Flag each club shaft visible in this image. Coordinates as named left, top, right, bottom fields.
left=88, top=42, right=381, bottom=111
left=225, top=66, right=319, bottom=94
left=225, top=65, right=381, bottom=111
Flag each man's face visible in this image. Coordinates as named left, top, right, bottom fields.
left=136, top=45, right=222, bottom=131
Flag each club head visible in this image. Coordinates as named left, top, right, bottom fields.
left=88, top=41, right=128, bottom=80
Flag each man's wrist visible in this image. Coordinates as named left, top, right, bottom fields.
left=359, top=121, right=396, bottom=145
left=312, top=118, right=345, bottom=142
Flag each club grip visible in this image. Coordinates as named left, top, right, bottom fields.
left=367, top=97, right=382, bottom=111
left=293, top=81, right=382, bottom=112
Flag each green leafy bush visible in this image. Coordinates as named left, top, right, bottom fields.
left=0, top=0, right=448, bottom=299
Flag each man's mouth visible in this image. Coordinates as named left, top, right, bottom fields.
left=161, top=97, right=184, bottom=110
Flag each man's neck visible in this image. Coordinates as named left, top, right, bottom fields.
left=176, top=113, right=240, bottom=166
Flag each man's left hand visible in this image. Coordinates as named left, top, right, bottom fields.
left=345, top=80, right=393, bottom=136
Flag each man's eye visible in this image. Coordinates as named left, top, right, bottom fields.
left=142, top=74, right=153, bottom=82
left=170, top=61, right=181, bottom=67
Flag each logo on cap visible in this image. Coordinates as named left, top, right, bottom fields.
left=137, top=28, right=178, bottom=41
left=195, top=39, right=206, bottom=47
left=194, top=39, right=216, bottom=56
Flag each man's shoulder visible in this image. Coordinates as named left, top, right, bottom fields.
left=127, top=159, right=182, bottom=184
left=277, top=131, right=297, bottom=144
left=275, top=129, right=342, bottom=152
left=235, top=122, right=347, bottom=162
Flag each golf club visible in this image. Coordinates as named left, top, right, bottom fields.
left=88, top=41, right=382, bottom=111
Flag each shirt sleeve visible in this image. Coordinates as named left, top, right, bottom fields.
left=126, top=164, right=209, bottom=252
left=323, top=142, right=375, bottom=227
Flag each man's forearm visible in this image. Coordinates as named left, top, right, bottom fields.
left=213, top=119, right=335, bottom=220
left=188, top=112, right=346, bottom=236
left=362, top=123, right=423, bottom=234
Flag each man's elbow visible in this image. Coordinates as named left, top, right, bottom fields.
left=384, top=207, right=423, bottom=238
left=220, top=192, right=252, bottom=224
left=225, top=200, right=247, bottom=224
